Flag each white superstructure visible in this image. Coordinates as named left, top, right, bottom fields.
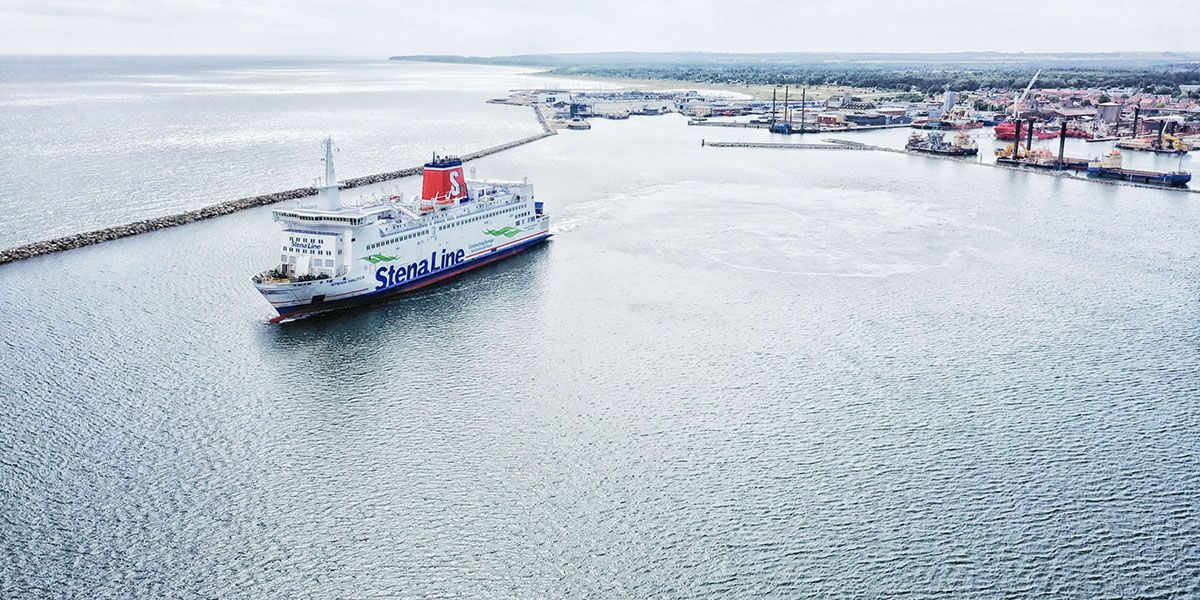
left=252, top=138, right=551, bottom=322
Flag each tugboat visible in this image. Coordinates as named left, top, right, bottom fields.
left=1086, top=149, right=1191, bottom=187
left=566, top=117, right=591, bottom=130
left=905, top=131, right=978, bottom=156
left=769, top=121, right=796, bottom=134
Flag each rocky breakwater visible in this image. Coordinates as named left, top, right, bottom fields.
left=0, top=107, right=557, bottom=266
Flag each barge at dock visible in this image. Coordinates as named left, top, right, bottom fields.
left=996, top=151, right=1089, bottom=171
left=1115, top=125, right=1192, bottom=155
left=905, top=131, right=978, bottom=156
left=995, top=122, right=1090, bottom=171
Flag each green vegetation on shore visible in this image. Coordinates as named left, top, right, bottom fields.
left=547, top=66, right=1200, bottom=95
left=391, top=52, right=1200, bottom=94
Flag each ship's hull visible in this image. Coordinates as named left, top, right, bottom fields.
left=913, top=121, right=982, bottom=130
left=269, top=232, right=551, bottom=322
left=1086, top=167, right=1191, bottom=188
left=996, top=156, right=1089, bottom=171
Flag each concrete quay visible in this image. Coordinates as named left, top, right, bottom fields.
left=702, top=140, right=871, bottom=150
left=706, top=138, right=1199, bottom=195
left=689, top=120, right=912, bottom=133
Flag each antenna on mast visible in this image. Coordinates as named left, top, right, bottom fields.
left=316, top=136, right=342, bottom=211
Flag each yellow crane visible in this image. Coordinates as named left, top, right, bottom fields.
left=996, top=141, right=1031, bottom=158
left=1116, top=132, right=1193, bottom=153
left=1162, top=133, right=1193, bottom=152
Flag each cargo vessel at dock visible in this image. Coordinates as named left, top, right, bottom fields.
left=1086, top=149, right=1191, bottom=188
left=995, top=122, right=1090, bottom=172
left=252, top=139, right=551, bottom=322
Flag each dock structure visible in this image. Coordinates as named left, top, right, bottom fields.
left=702, top=141, right=872, bottom=150
left=703, top=138, right=1198, bottom=195
left=688, top=120, right=912, bottom=134
left=0, top=107, right=557, bottom=266
left=688, top=120, right=771, bottom=129
left=996, top=156, right=1090, bottom=171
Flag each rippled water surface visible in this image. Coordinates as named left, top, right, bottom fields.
left=2, top=59, right=1200, bottom=598
left=0, top=56, right=605, bottom=247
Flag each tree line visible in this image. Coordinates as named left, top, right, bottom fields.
left=546, top=65, right=1200, bottom=95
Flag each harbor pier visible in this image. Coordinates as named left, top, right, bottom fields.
left=704, top=139, right=1198, bottom=194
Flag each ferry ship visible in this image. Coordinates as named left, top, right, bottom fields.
left=252, top=139, right=550, bottom=322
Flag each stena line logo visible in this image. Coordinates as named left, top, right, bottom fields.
left=374, top=248, right=466, bottom=290
left=448, top=171, right=462, bottom=198
left=484, top=226, right=522, bottom=238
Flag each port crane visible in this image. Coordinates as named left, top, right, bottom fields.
left=1011, top=69, right=1041, bottom=118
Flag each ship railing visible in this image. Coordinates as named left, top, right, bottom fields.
left=253, top=269, right=292, bottom=284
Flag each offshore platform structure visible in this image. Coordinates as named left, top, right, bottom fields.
left=769, top=86, right=807, bottom=135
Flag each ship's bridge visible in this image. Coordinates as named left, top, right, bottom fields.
left=271, top=205, right=385, bottom=228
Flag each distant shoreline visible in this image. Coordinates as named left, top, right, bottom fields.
left=388, top=57, right=876, bottom=101
left=389, top=53, right=1200, bottom=97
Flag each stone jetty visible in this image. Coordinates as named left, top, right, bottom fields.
left=0, top=108, right=556, bottom=266
left=701, top=140, right=870, bottom=150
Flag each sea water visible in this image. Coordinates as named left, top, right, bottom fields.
left=2, top=58, right=1198, bottom=598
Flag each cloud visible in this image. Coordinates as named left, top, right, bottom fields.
left=1, top=0, right=1197, bottom=55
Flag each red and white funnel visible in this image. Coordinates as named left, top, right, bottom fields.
left=421, top=154, right=467, bottom=206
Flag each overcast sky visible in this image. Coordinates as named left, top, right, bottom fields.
left=2, top=0, right=1197, bottom=56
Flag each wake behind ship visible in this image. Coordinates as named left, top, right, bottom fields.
left=252, top=139, right=551, bottom=322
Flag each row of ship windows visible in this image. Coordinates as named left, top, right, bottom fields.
left=286, top=248, right=336, bottom=256
left=363, top=204, right=527, bottom=245
left=359, top=205, right=533, bottom=248
left=282, top=256, right=337, bottom=268
left=287, top=215, right=363, bottom=225
left=368, top=230, right=428, bottom=250
left=437, top=205, right=523, bottom=231
left=289, top=235, right=326, bottom=244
